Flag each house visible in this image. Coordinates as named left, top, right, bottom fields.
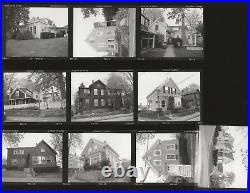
left=166, top=25, right=194, bottom=45
left=143, top=137, right=191, bottom=178
left=81, top=138, right=120, bottom=167
left=7, top=88, right=38, bottom=106
left=149, top=19, right=168, bottom=42
left=78, top=80, right=126, bottom=112
left=141, top=14, right=156, bottom=49
left=19, top=17, right=68, bottom=39
left=146, top=77, right=182, bottom=111
left=68, top=153, right=84, bottom=169
left=181, top=88, right=200, bottom=109
left=87, top=21, right=118, bottom=56
left=6, top=140, right=57, bottom=170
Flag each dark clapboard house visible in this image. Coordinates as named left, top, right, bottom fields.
left=78, top=80, right=128, bottom=112
left=181, top=87, right=200, bottom=110
left=6, top=140, right=58, bottom=173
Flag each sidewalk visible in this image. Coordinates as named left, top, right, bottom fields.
left=164, top=44, right=176, bottom=57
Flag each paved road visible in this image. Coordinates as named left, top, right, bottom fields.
left=5, top=116, right=66, bottom=122
left=72, top=113, right=133, bottom=122
left=164, top=44, right=176, bottom=57
left=198, top=126, right=216, bottom=188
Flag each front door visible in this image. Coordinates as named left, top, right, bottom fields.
left=166, top=164, right=192, bottom=178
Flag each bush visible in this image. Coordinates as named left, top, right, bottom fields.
left=16, top=31, right=33, bottom=40
left=33, top=166, right=59, bottom=173
left=155, top=33, right=165, bottom=48
left=40, top=32, right=55, bottom=39
left=56, top=33, right=64, bottom=38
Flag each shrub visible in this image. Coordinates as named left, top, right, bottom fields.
left=56, top=33, right=64, bottom=38
left=155, top=33, right=165, bottom=48
left=40, top=32, right=55, bottom=39
left=16, top=31, right=33, bottom=40
left=33, top=166, right=59, bottom=173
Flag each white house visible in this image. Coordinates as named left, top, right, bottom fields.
left=149, top=20, right=168, bottom=42
left=19, top=17, right=68, bottom=39
left=166, top=25, right=194, bottom=45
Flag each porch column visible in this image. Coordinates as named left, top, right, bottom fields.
left=152, top=35, right=155, bottom=48
left=89, top=157, right=91, bottom=166
left=194, top=33, right=197, bottom=46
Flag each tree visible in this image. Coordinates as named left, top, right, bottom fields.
left=5, top=7, right=30, bottom=38
left=187, top=83, right=200, bottom=90
left=186, top=9, right=202, bottom=34
left=81, top=8, right=119, bottom=21
left=3, top=133, right=24, bottom=147
left=73, top=90, right=80, bottom=114
left=50, top=133, right=63, bottom=162
left=3, top=73, right=17, bottom=102
left=196, top=22, right=203, bottom=36
left=167, top=8, right=190, bottom=45
left=106, top=72, right=132, bottom=92
left=167, top=96, right=175, bottom=112
left=142, top=8, right=165, bottom=23
left=136, top=133, right=155, bottom=145
left=181, top=97, right=188, bottom=109
left=68, top=133, right=83, bottom=153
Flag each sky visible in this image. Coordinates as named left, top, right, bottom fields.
left=70, top=133, right=131, bottom=160
left=222, top=126, right=248, bottom=188
left=2, top=133, right=57, bottom=159
left=138, top=72, right=200, bottom=105
left=29, top=7, right=68, bottom=27
left=73, top=8, right=105, bottom=57
left=71, top=72, right=113, bottom=104
left=136, top=133, right=177, bottom=182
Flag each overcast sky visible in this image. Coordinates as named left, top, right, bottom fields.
left=29, top=7, right=68, bottom=27
left=136, top=133, right=177, bottom=182
left=138, top=72, right=200, bottom=105
left=2, top=133, right=57, bottom=159
left=70, top=133, right=131, bottom=160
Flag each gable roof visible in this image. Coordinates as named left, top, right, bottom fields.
left=10, top=88, right=34, bottom=97
left=81, top=138, right=119, bottom=157
left=31, top=140, right=57, bottom=155
left=89, top=80, right=107, bottom=88
left=146, top=77, right=181, bottom=99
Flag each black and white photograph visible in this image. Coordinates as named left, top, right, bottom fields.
left=2, top=132, right=63, bottom=183
left=136, top=132, right=199, bottom=184
left=71, top=72, right=134, bottom=122
left=68, top=133, right=131, bottom=183
left=198, top=125, right=248, bottom=189
left=3, top=72, right=66, bottom=122
left=141, top=7, right=203, bottom=58
left=138, top=72, right=200, bottom=122
left=5, top=6, right=68, bottom=57
left=73, top=8, right=136, bottom=57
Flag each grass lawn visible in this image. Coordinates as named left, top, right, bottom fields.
left=141, top=48, right=165, bottom=57
left=173, top=47, right=203, bottom=58
left=6, top=37, right=68, bottom=57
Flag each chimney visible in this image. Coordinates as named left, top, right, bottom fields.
left=92, top=80, right=94, bottom=84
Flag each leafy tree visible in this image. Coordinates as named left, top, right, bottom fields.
left=50, top=133, right=63, bottom=162
left=167, top=96, right=175, bottom=112
left=81, top=8, right=119, bottom=21
left=136, top=133, right=155, bottom=145
left=155, top=33, right=165, bottom=48
left=188, top=83, right=200, bottom=90
left=167, top=8, right=190, bottom=45
left=186, top=9, right=202, bottom=33
left=5, top=7, right=30, bottom=38
left=106, top=72, right=132, bottom=92
left=68, top=133, right=83, bottom=153
left=181, top=97, right=188, bottom=109
left=196, top=22, right=204, bottom=36
left=3, top=73, right=17, bottom=102
left=3, top=133, right=24, bottom=147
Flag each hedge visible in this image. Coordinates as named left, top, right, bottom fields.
left=33, top=166, right=59, bottom=173
left=16, top=31, right=33, bottom=40
left=40, top=32, right=55, bottom=39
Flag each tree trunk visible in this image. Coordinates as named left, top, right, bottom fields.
left=181, top=13, right=189, bottom=46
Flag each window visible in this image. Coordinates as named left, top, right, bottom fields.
left=163, top=86, right=166, bottom=93
left=15, top=90, right=19, bottom=97
left=161, top=100, right=165, bottom=108
left=166, top=144, right=176, bottom=150
left=94, top=145, right=98, bottom=152
left=33, top=26, right=36, bottom=34
left=153, top=160, right=161, bottom=166
left=153, top=150, right=161, bottom=156
left=155, top=24, right=159, bottom=31
left=108, top=98, right=112, bottom=106
left=94, top=89, right=98, bottom=95
left=41, top=156, right=46, bottom=164
left=188, top=35, right=191, bottom=40
left=107, top=39, right=115, bottom=43
left=85, top=99, right=90, bottom=104
left=101, top=99, right=105, bottom=107
left=166, top=154, right=178, bottom=160
left=88, top=148, right=92, bottom=154
left=32, top=156, right=41, bottom=164
left=94, top=99, right=98, bottom=107
left=107, top=90, right=111, bottom=95
left=13, top=149, right=24, bottom=155
left=41, top=146, right=45, bottom=153
left=30, top=27, right=32, bottom=31
left=101, top=89, right=105, bottom=95
left=84, top=89, right=90, bottom=94
left=107, top=44, right=115, bottom=49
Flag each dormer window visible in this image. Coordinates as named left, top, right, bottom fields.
left=41, top=146, right=45, bottom=153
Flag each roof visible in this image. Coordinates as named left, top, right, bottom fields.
left=10, top=88, right=33, bottom=97
left=81, top=138, right=119, bottom=157
left=89, top=80, right=107, bottom=88
left=7, top=140, right=57, bottom=155
left=146, top=77, right=181, bottom=99
left=149, top=19, right=168, bottom=29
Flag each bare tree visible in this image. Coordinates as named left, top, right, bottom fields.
left=3, top=133, right=24, bottom=147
